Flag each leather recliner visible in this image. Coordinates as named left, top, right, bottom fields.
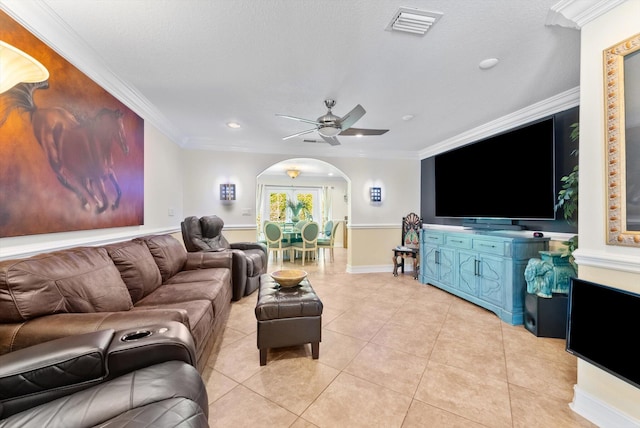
left=181, top=215, right=267, bottom=300
left=0, top=322, right=209, bottom=427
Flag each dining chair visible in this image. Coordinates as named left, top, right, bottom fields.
left=317, top=220, right=342, bottom=262
left=291, top=221, right=319, bottom=266
left=264, top=221, right=292, bottom=266
left=321, top=220, right=333, bottom=239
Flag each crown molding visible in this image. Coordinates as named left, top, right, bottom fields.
left=0, top=0, right=184, bottom=145
left=546, top=0, right=627, bottom=29
left=419, top=86, right=580, bottom=159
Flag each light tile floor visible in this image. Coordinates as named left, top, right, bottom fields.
left=203, top=248, right=597, bottom=427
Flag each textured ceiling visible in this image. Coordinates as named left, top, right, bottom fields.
left=1, top=0, right=582, bottom=162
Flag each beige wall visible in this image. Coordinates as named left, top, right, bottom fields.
left=573, top=0, right=640, bottom=424
left=180, top=149, right=420, bottom=272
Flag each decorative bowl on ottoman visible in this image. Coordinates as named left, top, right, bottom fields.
left=270, top=269, right=307, bottom=287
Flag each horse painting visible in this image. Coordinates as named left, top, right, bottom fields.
left=1, top=82, right=129, bottom=214
left=37, top=107, right=129, bottom=213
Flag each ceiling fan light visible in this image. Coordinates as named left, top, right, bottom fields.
left=318, top=126, right=340, bottom=137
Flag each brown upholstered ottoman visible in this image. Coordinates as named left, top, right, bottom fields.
left=255, top=274, right=323, bottom=366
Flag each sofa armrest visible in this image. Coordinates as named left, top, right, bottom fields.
left=0, top=310, right=190, bottom=356
left=230, top=242, right=268, bottom=255
left=185, top=250, right=233, bottom=270
left=107, top=321, right=196, bottom=379
left=0, top=329, right=115, bottom=418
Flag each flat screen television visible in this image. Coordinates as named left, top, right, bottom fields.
left=566, top=277, right=640, bottom=389
left=434, top=117, right=556, bottom=220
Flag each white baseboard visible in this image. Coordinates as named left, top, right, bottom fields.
left=570, top=385, right=640, bottom=427
left=346, top=264, right=417, bottom=275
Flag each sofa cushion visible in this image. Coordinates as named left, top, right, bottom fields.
left=136, top=235, right=187, bottom=283
left=137, top=278, right=231, bottom=316
left=0, top=247, right=132, bottom=323
left=106, top=240, right=162, bottom=303
left=133, top=300, right=213, bottom=359
left=0, top=361, right=209, bottom=428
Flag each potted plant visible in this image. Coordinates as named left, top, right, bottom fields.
left=287, top=199, right=306, bottom=222
left=556, top=122, right=579, bottom=225
left=555, top=122, right=579, bottom=271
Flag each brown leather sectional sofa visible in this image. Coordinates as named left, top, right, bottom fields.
left=0, top=233, right=234, bottom=371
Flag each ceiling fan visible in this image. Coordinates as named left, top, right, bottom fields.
left=276, top=99, right=389, bottom=146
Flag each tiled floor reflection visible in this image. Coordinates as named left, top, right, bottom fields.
left=204, top=248, right=596, bottom=427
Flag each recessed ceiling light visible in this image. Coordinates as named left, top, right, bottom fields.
left=479, top=58, right=499, bottom=70
left=355, top=134, right=363, bottom=138
left=227, top=121, right=241, bottom=129
left=402, top=114, right=415, bottom=121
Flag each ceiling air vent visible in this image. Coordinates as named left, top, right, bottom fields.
left=386, top=7, right=443, bottom=36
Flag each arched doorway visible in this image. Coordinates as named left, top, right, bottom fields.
left=256, top=158, right=350, bottom=254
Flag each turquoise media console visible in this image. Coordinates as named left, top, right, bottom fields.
left=419, top=227, right=550, bottom=325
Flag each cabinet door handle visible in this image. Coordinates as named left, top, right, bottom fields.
left=475, top=260, right=480, bottom=276
left=451, top=239, right=463, bottom=243
left=435, top=250, right=440, bottom=265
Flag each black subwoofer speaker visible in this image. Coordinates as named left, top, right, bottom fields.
left=524, top=292, right=568, bottom=339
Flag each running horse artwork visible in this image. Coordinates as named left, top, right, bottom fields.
left=1, top=82, right=130, bottom=214
left=0, top=10, right=143, bottom=238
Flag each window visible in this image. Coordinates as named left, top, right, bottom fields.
left=268, top=192, right=287, bottom=222
left=263, top=186, right=320, bottom=223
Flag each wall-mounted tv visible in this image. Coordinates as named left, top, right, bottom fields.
left=434, top=117, right=556, bottom=220
left=566, top=277, right=640, bottom=389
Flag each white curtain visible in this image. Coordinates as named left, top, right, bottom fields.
left=256, top=183, right=265, bottom=240
left=322, top=186, right=332, bottom=230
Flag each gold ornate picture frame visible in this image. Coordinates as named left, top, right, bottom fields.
left=605, top=32, right=640, bottom=246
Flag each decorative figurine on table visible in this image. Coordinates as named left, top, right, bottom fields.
left=524, top=258, right=555, bottom=298
left=524, top=251, right=576, bottom=298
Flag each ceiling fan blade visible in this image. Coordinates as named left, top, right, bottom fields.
left=320, top=134, right=341, bottom=146
left=275, top=114, right=320, bottom=126
left=283, top=128, right=317, bottom=140
left=339, top=104, right=366, bottom=130
left=339, top=127, right=389, bottom=136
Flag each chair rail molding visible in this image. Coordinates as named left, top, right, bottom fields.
left=0, top=227, right=180, bottom=261
left=573, top=248, right=640, bottom=274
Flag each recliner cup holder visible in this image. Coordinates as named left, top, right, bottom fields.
left=121, top=330, right=152, bottom=342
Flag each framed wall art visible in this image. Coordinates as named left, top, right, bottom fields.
left=605, top=32, right=640, bottom=246
left=0, top=10, right=144, bottom=238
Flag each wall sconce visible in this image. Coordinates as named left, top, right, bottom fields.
left=0, top=41, right=50, bottom=94
left=370, top=187, right=382, bottom=202
left=286, top=169, right=300, bottom=179
left=220, top=183, right=236, bottom=201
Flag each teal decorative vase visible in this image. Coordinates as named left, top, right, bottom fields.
left=538, top=251, right=576, bottom=295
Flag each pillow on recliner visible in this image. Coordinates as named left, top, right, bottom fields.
left=199, top=216, right=231, bottom=250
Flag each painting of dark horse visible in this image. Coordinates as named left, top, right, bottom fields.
left=34, top=106, right=129, bottom=214
left=0, top=10, right=144, bottom=237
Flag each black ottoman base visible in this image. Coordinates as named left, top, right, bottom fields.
left=255, top=274, right=323, bottom=366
